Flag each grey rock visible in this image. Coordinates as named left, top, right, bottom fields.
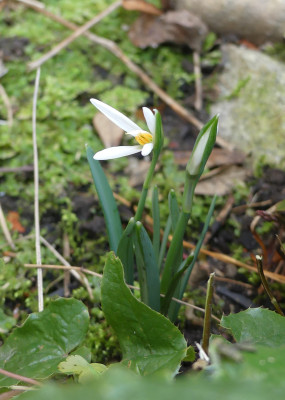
left=211, top=45, right=285, bottom=166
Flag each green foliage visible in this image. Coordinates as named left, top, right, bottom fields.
left=0, top=298, right=89, bottom=387
left=221, top=308, right=285, bottom=347
left=58, top=355, right=107, bottom=383
left=16, top=345, right=285, bottom=400
left=0, top=309, right=16, bottom=334
left=101, top=253, right=187, bottom=376
left=87, top=146, right=122, bottom=252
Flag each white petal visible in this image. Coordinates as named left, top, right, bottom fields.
left=90, top=99, right=141, bottom=132
left=142, top=107, right=156, bottom=134
left=141, top=142, right=153, bottom=156
left=126, top=129, right=150, bottom=138
left=93, top=146, right=142, bottom=160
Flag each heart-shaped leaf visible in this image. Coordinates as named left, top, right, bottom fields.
left=101, top=252, right=187, bottom=376
left=0, top=298, right=89, bottom=387
left=221, top=308, right=285, bottom=347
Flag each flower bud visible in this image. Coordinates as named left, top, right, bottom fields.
left=186, top=115, right=219, bottom=178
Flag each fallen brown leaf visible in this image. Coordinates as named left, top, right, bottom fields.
left=195, top=165, right=249, bottom=196
left=93, top=113, right=124, bottom=148
left=174, top=148, right=245, bottom=168
left=129, top=10, right=208, bottom=51
left=7, top=211, right=25, bottom=233
left=122, top=0, right=162, bottom=15
left=125, top=158, right=151, bottom=186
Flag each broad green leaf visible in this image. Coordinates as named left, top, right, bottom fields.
left=209, top=339, right=285, bottom=386
left=183, top=346, right=195, bottom=362
left=70, top=346, right=92, bottom=363
left=134, top=222, right=160, bottom=312
left=17, top=362, right=285, bottom=400
left=101, top=253, right=187, bottom=376
left=221, top=308, right=285, bottom=347
left=86, top=145, right=122, bottom=252
left=58, top=355, right=107, bottom=383
left=152, top=186, right=160, bottom=263
left=0, top=298, right=89, bottom=387
left=117, top=218, right=135, bottom=285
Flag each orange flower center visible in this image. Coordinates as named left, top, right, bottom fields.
left=135, top=132, right=153, bottom=145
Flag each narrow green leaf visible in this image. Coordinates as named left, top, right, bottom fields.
left=158, top=215, right=172, bottom=272
left=168, top=189, right=180, bottom=232
left=101, top=253, right=187, bottom=376
left=168, top=196, right=216, bottom=321
left=160, top=211, right=189, bottom=295
left=86, top=145, right=122, bottom=252
left=117, top=218, right=136, bottom=285
left=161, top=254, right=194, bottom=316
left=0, top=298, right=89, bottom=387
left=221, top=308, right=285, bottom=347
left=152, top=186, right=160, bottom=263
left=134, top=222, right=160, bottom=311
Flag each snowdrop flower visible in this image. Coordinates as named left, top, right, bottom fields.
left=90, top=98, right=157, bottom=160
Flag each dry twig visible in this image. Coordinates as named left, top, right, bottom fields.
left=39, top=236, right=94, bottom=300
left=0, top=203, right=16, bottom=250
left=193, top=51, right=202, bottom=111
left=27, top=1, right=122, bottom=70
left=32, top=67, right=43, bottom=312
left=24, top=263, right=220, bottom=322
left=0, top=368, right=42, bottom=387
left=0, top=84, right=13, bottom=126
left=63, top=232, right=71, bottom=297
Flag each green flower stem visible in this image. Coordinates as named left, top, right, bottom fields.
left=256, top=255, right=284, bottom=316
left=160, top=211, right=190, bottom=294
left=201, top=272, right=215, bottom=354
left=134, top=152, right=159, bottom=222
left=182, top=175, right=197, bottom=214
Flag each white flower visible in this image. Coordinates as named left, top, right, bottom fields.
left=90, top=98, right=156, bottom=160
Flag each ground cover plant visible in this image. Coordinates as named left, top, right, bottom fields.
left=1, top=0, right=285, bottom=399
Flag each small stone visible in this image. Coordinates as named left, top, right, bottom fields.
left=211, top=44, right=285, bottom=167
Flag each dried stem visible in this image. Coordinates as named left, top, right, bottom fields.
left=0, top=83, right=13, bottom=126
left=0, top=203, right=16, bottom=250
left=27, top=0, right=122, bottom=70
left=24, top=263, right=221, bottom=322
left=0, top=368, right=42, bottom=387
left=32, top=67, right=43, bottom=312
left=256, top=255, right=284, bottom=316
left=193, top=51, right=202, bottom=111
left=0, top=165, right=34, bottom=173
left=39, top=236, right=94, bottom=300
left=201, top=272, right=215, bottom=353
left=63, top=232, right=70, bottom=297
